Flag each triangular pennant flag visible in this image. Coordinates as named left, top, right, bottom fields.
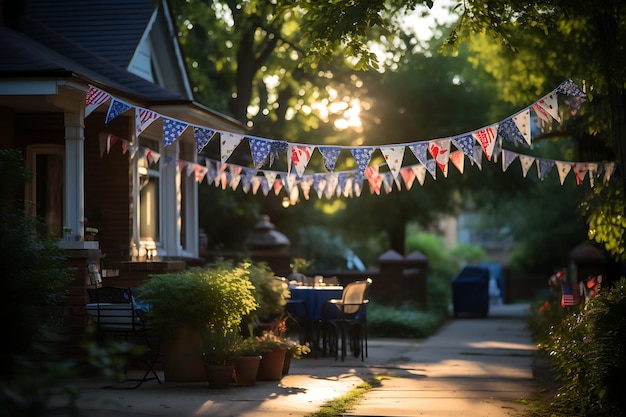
left=400, top=167, right=416, bottom=190
left=365, top=166, right=382, bottom=195
left=512, top=109, right=532, bottom=145
left=285, top=173, right=297, bottom=193
left=289, top=144, right=314, bottom=177
left=555, top=161, right=572, bottom=185
left=351, top=147, right=374, bottom=173
left=163, top=155, right=174, bottom=167
left=451, top=135, right=475, bottom=160
left=342, top=176, right=354, bottom=198
left=186, top=161, right=195, bottom=177
left=603, top=162, right=615, bottom=183
left=251, top=176, right=262, bottom=195
left=449, top=150, right=465, bottom=174
left=412, top=165, right=426, bottom=186
left=381, top=172, right=394, bottom=194
left=299, top=175, right=314, bottom=200
left=380, top=145, right=406, bottom=179
left=86, top=85, right=111, bottom=117
left=318, top=146, right=342, bottom=172
left=136, top=108, right=159, bottom=137
left=518, top=155, right=535, bottom=178
left=220, top=132, right=243, bottom=163
left=537, top=158, right=555, bottom=180
left=425, top=159, right=437, bottom=180
left=472, top=125, right=498, bottom=161
left=105, top=98, right=132, bottom=125
left=353, top=175, right=363, bottom=197
left=587, top=163, right=598, bottom=188
left=556, top=79, right=587, bottom=99
left=337, top=173, right=349, bottom=197
left=313, top=174, right=327, bottom=199
left=532, top=103, right=552, bottom=125
left=228, top=165, right=242, bottom=190
left=260, top=177, right=270, bottom=196
left=240, top=168, right=255, bottom=193
left=270, top=141, right=288, bottom=166
left=194, top=164, right=208, bottom=183
left=408, top=142, right=429, bottom=165
left=428, top=139, right=450, bottom=177
left=502, top=150, right=518, bottom=172
left=162, top=117, right=188, bottom=147
left=193, top=127, right=215, bottom=154
left=572, top=162, right=588, bottom=185
left=147, top=149, right=161, bottom=165
left=289, top=184, right=299, bottom=205
left=204, top=160, right=216, bottom=184
left=499, top=116, right=526, bottom=145
left=264, top=171, right=277, bottom=189
left=537, top=92, right=561, bottom=123
left=273, top=176, right=283, bottom=195
left=324, top=173, right=338, bottom=199
left=473, top=146, right=483, bottom=170
left=248, top=137, right=272, bottom=168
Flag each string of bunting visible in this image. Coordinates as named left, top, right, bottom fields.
left=88, top=79, right=616, bottom=201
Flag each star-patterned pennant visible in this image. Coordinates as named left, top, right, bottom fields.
left=537, top=158, right=555, bottom=180
left=289, top=144, right=314, bottom=177
left=220, top=132, right=243, bottom=163
left=449, top=150, right=465, bottom=174
left=451, top=135, right=475, bottom=161
left=105, top=98, right=132, bottom=125
left=502, top=150, right=518, bottom=172
left=194, top=127, right=215, bottom=154
left=318, top=146, right=342, bottom=172
left=498, top=117, right=526, bottom=145
left=428, top=139, right=450, bottom=177
left=86, top=85, right=111, bottom=117
left=425, top=159, right=437, bottom=180
left=313, top=174, right=327, bottom=199
left=472, top=125, right=498, bottom=161
left=380, top=145, right=406, bottom=179
left=270, top=140, right=288, bottom=166
left=351, top=147, right=374, bottom=173
left=408, top=142, right=429, bottom=165
left=260, top=177, right=271, bottom=196
left=263, top=171, right=277, bottom=189
left=240, top=168, right=255, bottom=193
left=555, top=79, right=587, bottom=99
left=248, top=137, right=272, bottom=168
left=519, top=154, right=535, bottom=178
left=136, top=108, right=159, bottom=137
left=162, top=117, right=188, bottom=147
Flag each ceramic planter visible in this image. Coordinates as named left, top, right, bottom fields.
left=233, top=355, right=262, bottom=386
left=257, top=347, right=286, bottom=381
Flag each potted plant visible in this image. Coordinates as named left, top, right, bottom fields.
left=138, top=260, right=257, bottom=382
left=232, top=334, right=263, bottom=386
left=254, top=320, right=310, bottom=380
left=245, top=261, right=290, bottom=332
left=200, top=328, right=241, bottom=388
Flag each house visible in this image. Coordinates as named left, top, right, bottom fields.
left=0, top=0, right=244, bottom=282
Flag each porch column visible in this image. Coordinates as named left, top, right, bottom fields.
left=64, top=110, right=85, bottom=240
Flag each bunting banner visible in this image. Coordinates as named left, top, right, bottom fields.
left=89, top=80, right=617, bottom=200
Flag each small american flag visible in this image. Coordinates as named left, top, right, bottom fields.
left=561, top=281, right=581, bottom=307
left=85, top=86, right=111, bottom=117
left=136, top=108, right=159, bottom=137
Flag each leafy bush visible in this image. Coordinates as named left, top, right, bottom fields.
left=138, top=260, right=257, bottom=338
left=367, top=302, right=447, bottom=339
left=246, top=261, right=289, bottom=322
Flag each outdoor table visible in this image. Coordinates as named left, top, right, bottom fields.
left=288, top=286, right=343, bottom=322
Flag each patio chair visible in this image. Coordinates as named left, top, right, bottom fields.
left=86, top=286, right=161, bottom=389
left=319, top=278, right=372, bottom=361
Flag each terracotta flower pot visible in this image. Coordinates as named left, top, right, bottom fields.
left=257, top=347, right=286, bottom=381
left=233, top=355, right=262, bottom=386
left=204, top=364, right=234, bottom=388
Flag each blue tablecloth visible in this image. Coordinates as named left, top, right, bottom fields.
left=288, top=286, right=343, bottom=322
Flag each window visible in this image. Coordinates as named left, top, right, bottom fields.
left=138, top=139, right=160, bottom=243
left=26, top=145, right=64, bottom=238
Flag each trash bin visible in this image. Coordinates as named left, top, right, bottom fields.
left=452, top=266, right=490, bottom=317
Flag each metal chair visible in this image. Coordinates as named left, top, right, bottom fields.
left=319, top=278, right=372, bottom=361
left=86, top=286, right=161, bottom=388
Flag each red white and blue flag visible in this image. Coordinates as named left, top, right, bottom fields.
left=85, top=86, right=111, bottom=117
left=561, top=281, right=581, bottom=307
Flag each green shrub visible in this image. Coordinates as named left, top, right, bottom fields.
left=245, top=261, right=289, bottom=322
left=541, top=278, right=626, bottom=416
left=367, top=302, right=447, bottom=339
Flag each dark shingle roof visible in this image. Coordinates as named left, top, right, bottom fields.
left=0, top=0, right=188, bottom=104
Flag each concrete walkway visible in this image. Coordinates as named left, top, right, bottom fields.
left=47, top=304, right=536, bottom=417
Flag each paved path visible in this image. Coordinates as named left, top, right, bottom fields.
left=46, top=304, right=536, bottom=417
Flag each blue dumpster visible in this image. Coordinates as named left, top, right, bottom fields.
left=452, top=266, right=490, bottom=317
